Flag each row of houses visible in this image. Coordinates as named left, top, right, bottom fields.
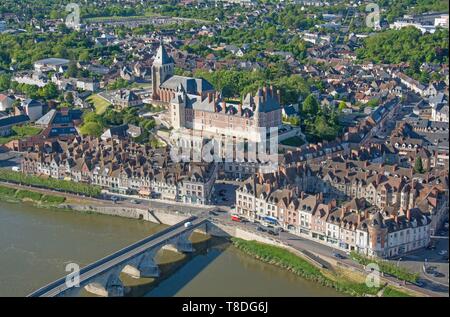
left=20, top=137, right=217, bottom=205
left=235, top=156, right=448, bottom=258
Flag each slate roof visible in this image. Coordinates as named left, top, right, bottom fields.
left=153, top=44, right=174, bottom=65
left=0, top=114, right=30, bottom=127
left=161, top=75, right=214, bottom=94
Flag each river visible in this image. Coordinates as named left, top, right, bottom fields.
left=0, top=201, right=341, bottom=297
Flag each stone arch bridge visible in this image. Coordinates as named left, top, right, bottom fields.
left=28, top=216, right=219, bottom=297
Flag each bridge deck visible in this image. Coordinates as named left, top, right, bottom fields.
left=28, top=216, right=206, bottom=297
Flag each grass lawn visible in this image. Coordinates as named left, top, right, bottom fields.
left=231, top=238, right=386, bottom=297
left=280, top=136, right=305, bottom=147
left=0, top=185, right=66, bottom=205
left=383, top=286, right=412, bottom=297
left=0, top=125, right=42, bottom=145
left=87, top=94, right=112, bottom=114
left=131, top=82, right=152, bottom=89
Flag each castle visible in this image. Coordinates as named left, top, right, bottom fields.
left=151, top=44, right=282, bottom=142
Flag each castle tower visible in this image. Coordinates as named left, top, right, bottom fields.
left=171, top=84, right=187, bottom=130
left=151, top=43, right=174, bottom=101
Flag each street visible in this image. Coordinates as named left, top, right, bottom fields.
left=204, top=209, right=449, bottom=297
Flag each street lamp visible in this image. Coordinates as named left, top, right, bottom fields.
left=397, top=258, right=402, bottom=267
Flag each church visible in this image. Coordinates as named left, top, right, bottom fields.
left=151, top=44, right=215, bottom=103
left=151, top=44, right=282, bottom=142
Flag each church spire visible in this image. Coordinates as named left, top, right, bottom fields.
left=154, top=42, right=173, bottom=66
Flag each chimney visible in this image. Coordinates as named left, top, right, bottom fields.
left=222, top=101, right=226, bottom=113
left=318, top=192, right=323, bottom=201
left=357, top=213, right=361, bottom=224
left=276, top=89, right=281, bottom=104
left=300, top=191, right=304, bottom=199
left=406, top=208, right=411, bottom=221
left=262, top=86, right=267, bottom=102
left=265, top=182, right=271, bottom=194
left=340, top=207, right=345, bottom=218
left=330, top=199, right=337, bottom=209
left=364, top=209, right=369, bottom=220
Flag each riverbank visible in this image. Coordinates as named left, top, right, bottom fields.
left=0, top=181, right=424, bottom=297
left=0, top=184, right=66, bottom=208
left=231, top=238, right=414, bottom=297
left=0, top=170, right=101, bottom=197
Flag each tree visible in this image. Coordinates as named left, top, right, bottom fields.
left=0, top=73, right=11, bottom=91
left=38, top=82, right=58, bottom=99
left=414, top=157, right=424, bottom=174
left=288, top=116, right=300, bottom=126
left=140, top=119, right=156, bottom=131
left=338, top=101, right=347, bottom=112
left=314, top=115, right=338, bottom=141
left=78, top=50, right=90, bottom=62
left=65, top=92, right=74, bottom=104
left=79, top=121, right=103, bottom=137
left=66, top=61, right=78, bottom=78
left=302, top=94, right=318, bottom=115
left=366, top=98, right=380, bottom=108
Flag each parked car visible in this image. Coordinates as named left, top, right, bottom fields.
left=414, top=280, right=425, bottom=287
left=433, top=271, right=445, bottom=278
left=184, top=222, right=192, bottom=228
left=257, top=226, right=267, bottom=232
left=333, top=252, right=346, bottom=260
left=231, top=214, right=241, bottom=222
left=130, top=199, right=139, bottom=204
left=438, top=250, right=447, bottom=256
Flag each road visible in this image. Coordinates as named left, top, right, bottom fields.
left=2, top=175, right=447, bottom=296
left=390, top=234, right=449, bottom=288
left=29, top=215, right=205, bottom=297
left=206, top=210, right=449, bottom=297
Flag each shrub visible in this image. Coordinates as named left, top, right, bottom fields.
left=383, top=286, right=412, bottom=297
left=231, top=238, right=384, bottom=296
left=41, top=195, right=66, bottom=204
left=15, top=190, right=43, bottom=201
left=0, top=185, right=18, bottom=197
left=350, top=251, right=419, bottom=283
left=0, top=170, right=102, bottom=197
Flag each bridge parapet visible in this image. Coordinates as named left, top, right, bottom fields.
left=28, top=216, right=208, bottom=297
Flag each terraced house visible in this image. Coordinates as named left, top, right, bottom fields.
left=235, top=153, right=447, bottom=258
left=21, top=136, right=217, bottom=205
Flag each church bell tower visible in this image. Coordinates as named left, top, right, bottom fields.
left=151, top=43, right=174, bottom=101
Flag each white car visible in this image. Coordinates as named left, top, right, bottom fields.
left=184, top=222, right=192, bottom=228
